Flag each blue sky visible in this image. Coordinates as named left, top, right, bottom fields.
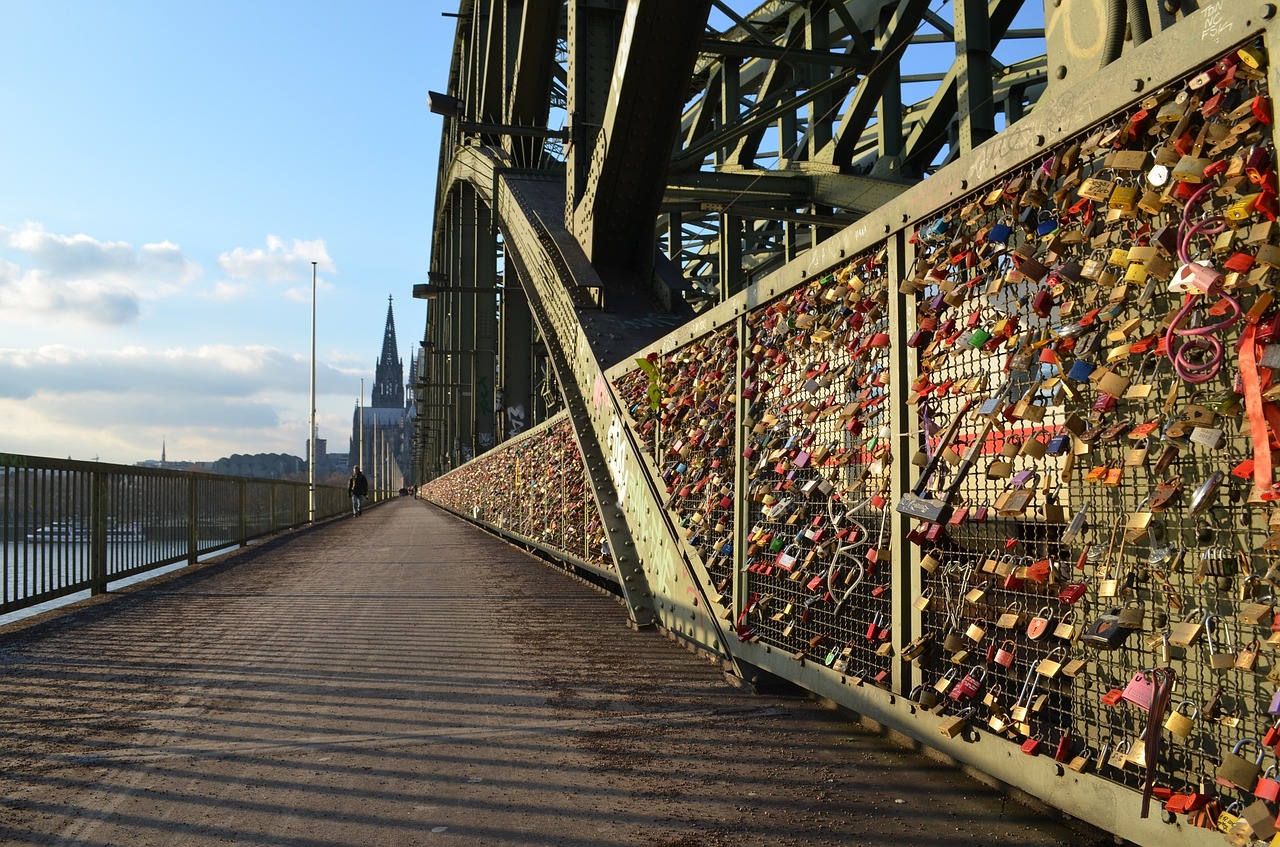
left=0, top=1, right=449, bottom=464
left=0, top=0, right=1042, bottom=466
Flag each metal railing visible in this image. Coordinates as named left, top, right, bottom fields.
left=0, top=453, right=356, bottom=615
left=422, top=416, right=615, bottom=577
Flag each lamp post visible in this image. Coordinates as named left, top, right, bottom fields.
left=426, top=91, right=567, bottom=140
left=309, top=260, right=317, bottom=524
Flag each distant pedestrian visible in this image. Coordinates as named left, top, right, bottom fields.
left=348, top=467, right=369, bottom=516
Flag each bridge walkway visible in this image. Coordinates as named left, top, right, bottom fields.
left=0, top=499, right=1097, bottom=847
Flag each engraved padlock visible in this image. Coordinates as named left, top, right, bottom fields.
left=1164, top=700, right=1199, bottom=738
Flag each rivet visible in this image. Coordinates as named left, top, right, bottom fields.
left=1055, top=65, right=1067, bottom=80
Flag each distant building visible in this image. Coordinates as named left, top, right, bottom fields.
left=306, top=437, right=348, bottom=481
left=135, top=441, right=210, bottom=471
left=350, top=296, right=411, bottom=489
left=209, top=453, right=305, bottom=479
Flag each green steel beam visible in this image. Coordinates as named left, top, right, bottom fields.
left=570, top=0, right=714, bottom=272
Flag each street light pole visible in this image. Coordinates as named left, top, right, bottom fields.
left=309, top=260, right=317, bottom=524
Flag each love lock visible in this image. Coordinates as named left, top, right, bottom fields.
left=1164, top=700, right=1199, bottom=738
left=1217, top=738, right=1265, bottom=792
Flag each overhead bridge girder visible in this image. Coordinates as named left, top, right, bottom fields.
left=567, top=0, right=714, bottom=272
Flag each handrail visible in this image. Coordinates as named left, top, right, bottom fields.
left=0, top=452, right=355, bottom=616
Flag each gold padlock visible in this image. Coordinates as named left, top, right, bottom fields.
left=1109, top=183, right=1139, bottom=211
left=1156, top=98, right=1189, bottom=123
left=1080, top=253, right=1107, bottom=279
left=1257, top=243, right=1280, bottom=268
left=1078, top=176, right=1116, bottom=201
left=1138, top=190, right=1166, bottom=216
left=1172, top=154, right=1211, bottom=183
left=1124, top=262, right=1148, bottom=284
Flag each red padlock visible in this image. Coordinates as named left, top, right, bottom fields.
left=1054, top=734, right=1073, bottom=763
left=1255, top=767, right=1280, bottom=802
left=1247, top=145, right=1273, bottom=184
left=1031, top=287, right=1056, bottom=318
left=949, top=666, right=987, bottom=701
left=1021, top=738, right=1042, bottom=756
left=994, top=640, right=1017, bottom=667
left=1059, top=582, right=1088, bottom=604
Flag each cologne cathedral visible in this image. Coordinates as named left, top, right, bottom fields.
left=349, top=296, right=412, bottom=490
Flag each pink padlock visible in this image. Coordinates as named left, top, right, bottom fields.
left=994, top=640, right=1017, bottom=668
left=1121, top=670, right=1156, bottom=711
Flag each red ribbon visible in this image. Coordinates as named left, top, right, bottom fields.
left=1239, top=322, right=1279, bottom=500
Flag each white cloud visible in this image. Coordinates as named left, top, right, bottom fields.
left=208, top=280, right=249, bottom=300
left=218, top=235, right=335, bottom=283
left=0, top=222, right=201, bottom=326
left=0, top=342, right=364, bottom=464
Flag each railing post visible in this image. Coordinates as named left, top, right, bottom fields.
left=238, top=480, right=248, bottom=548
left=188, top=477, right=198, bottom=565
left=89, top=470, right=108, bottom=595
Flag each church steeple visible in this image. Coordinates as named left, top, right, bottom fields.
left=372, top=295, right=404, bottom=409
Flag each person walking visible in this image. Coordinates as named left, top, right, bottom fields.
left=348, top=467, right=369, bottom=516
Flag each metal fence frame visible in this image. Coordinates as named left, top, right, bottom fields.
left=1, top=453, right=358, bottom=616
left=423, top=6, right=1278, bottom=845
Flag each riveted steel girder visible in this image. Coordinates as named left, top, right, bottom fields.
left=568, top=0, right=714, bottom=271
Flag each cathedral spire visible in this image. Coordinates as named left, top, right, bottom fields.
left=372, top=295, right=404, bottom=409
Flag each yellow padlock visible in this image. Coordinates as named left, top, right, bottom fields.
left=1124, top=262, right=1148, bottom=284
left=1238, top=46, right=1267, bottom=70
left=1226, top=194, right=1261, bottom=222
left=1109, top=183, right=1139, bottom=211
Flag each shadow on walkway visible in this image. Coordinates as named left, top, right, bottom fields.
left=0, top=499, right=1101, bottom=847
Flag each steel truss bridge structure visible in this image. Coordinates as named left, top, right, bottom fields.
left=417, top=3, right=1276, bottom=846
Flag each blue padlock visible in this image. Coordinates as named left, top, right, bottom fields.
left=1066, top=359, right=1097, bottom=382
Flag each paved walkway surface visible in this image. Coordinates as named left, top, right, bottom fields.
left=0, top=499, right=1104, bottom=847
